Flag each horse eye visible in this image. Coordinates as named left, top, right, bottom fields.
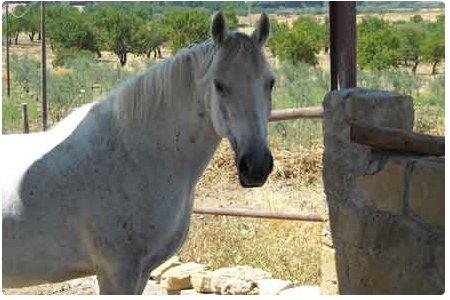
left=214, top=80, right=226, bottom=94
left=269, top=79, right=275, bottom=90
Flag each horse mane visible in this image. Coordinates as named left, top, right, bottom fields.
left=110, top=32, right=260, bottom=128
left=110, top=39, right=218, bottom=127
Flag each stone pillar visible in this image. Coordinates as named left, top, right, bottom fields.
left=322, top=88, right=444, bottom=294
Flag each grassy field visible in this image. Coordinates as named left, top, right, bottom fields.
left=2, top=12, right=445, bottom=289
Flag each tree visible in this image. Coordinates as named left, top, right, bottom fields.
left=421, top=19, right=444, bottom=74
left=357, top=17, right=401, bottom=70
left=134, top=19, right=168, bottom=59
left=46, top=5, right=101, bottom=61
left=267, top=18, right=324, bottom=65
left=24, top=3, right=40, bottom=41
left=92, top=7, right=142, bottom=66
left=6, top=5, right=26, bottom=44
left=162, top=9, right=211, bottom=54
left=395, top=23, right=425, bottom=74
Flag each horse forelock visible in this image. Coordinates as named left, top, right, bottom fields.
left=216, top=32, right=266, bottom=75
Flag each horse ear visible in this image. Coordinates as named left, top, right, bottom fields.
left=211, top=11, right=227, bottom=46
left=251, top=13, right=270, bottom=47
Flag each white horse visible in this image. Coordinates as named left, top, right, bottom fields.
left=2, top=12, right=274, bottom=294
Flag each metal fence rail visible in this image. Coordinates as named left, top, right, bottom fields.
left=193, top=207, right=325, bottom=222
left=193, top=105, right=325, bottom=222
left=269, top=106, right=324, bottom=121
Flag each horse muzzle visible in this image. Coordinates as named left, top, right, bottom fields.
left=237, top=147, right=273, bottom=188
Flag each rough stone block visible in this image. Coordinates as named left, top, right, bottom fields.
left=220, top=278, right=257, bottom=295
left=160, top=262, right=208, bottom=290
left=191, top=270, right=214, bottom=293
left=165, top=289, right=181, bottom=295
left=408, top=158, right=444, bottom=227
left=257, top=278, right=293, bottom=295
left=191, top=266, right=271, bottom=295
left=150, top=255, right=181, bottom=282
left=142, top=280, right=170, bottom=295
left=344, top=88, right=414, bottom=131
left=355, top=158, right=406, bottom=214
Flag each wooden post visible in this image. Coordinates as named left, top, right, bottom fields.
left=21, top=103, right=29, bottom=134
left=40, top=1, right=47, bottom=131
left=6, top=2, right=11, bottom=97
left=329, top=1, right=357, bottom=90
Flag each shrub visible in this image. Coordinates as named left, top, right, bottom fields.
left=53, top=47, right=94, bottom=67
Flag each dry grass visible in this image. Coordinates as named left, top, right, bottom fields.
left=198, top=141, right=324, bottom=188
left=179, top=215, right=323, bottom=286
left=179, top=141, right=326, bottom=286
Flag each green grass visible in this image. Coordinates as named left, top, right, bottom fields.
left=3, top=56, right=444, bottom=139
left=2, top=55, right=153, bottom=133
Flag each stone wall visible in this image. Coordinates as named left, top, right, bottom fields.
left=321, top=88, right=444, bottom=294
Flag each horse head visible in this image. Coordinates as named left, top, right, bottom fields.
left=209, top=12, right=274, bottom=188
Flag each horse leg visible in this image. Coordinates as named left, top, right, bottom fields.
left=96, top=260, right=149, bottom=295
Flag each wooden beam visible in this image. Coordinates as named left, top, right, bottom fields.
left=329, top=1, right=357, bottom=90
left=350, top=122, right=445, bottom=156
left=269, top=106, right=323, bottom=121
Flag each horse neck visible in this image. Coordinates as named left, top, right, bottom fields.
left=110, top=42, right=221, bottom=178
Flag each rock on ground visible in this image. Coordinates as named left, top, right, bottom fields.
left=278, top=286, right=321, bottom=296
left=150, top=255, right=181, bottom=282
left=257, top=278, right=293, bottom=295
left=191, top=265, right=272, bottom=295
left=160, top=262, right=208, bottom=291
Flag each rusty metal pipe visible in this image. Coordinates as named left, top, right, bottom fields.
left=193, top=207, right=325, bottom=222
left=269, top=106, right=323, bottom=121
